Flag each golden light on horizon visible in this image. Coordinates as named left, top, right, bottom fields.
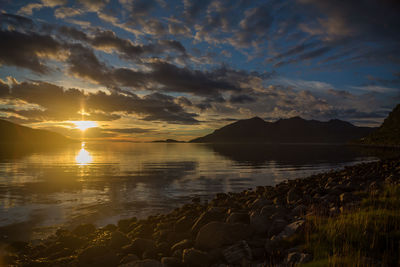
left=72, top=120, right=97, bottom=131
left=75, top=143, right=92, bottom=165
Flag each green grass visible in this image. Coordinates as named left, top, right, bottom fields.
left=302, top=185, right=400, bottom=266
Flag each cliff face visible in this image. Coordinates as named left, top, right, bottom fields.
left=190, top=116, right=375, bottom=144
left=0, top=119, right=74, bottom=145
left=360, top=104, right=400, bottom=145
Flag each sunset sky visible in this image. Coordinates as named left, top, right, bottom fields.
left=0, top=0, right=399, bottom=141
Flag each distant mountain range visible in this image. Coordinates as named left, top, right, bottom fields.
left=190, top=116, right=376, bottom=144
left=0, top=119, right=74, bottom=145
left=359, top=104, right=400, bottom=146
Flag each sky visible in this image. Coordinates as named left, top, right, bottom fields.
left=0, top=0, right=399, bottom=141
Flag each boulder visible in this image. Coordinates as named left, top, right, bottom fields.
left=77, top=245, right=119, bottom=266
left=249, top=211, right=271, bottom=234
left=73, top=224, right=96, bottom=236
left=222, top=240, right=252, bottom=264
left=120, top=259, right=164, bottom=267
left=120, top=254, right=140, bottom=264
left=161, top=257, right=182, bottom=267
left=174, top=216, right=194, bottom=233
left=191, top=209, right=226, bottom=234
left=276, top=220, right=305, bottom=239
left=171, top=239, right=193, bottom=252
left=195, top=222, right=253, bottom=250
left=182, top=248, right=209, bottom=267
left=226, top=212, right=250, bottom=224
left=267, top=219, right=287, bottom=237
left=287, top=189, right=301, bottom=204
left=110, top=231, right=130, bottom=249
left=123, top=238, right=156, bottom=256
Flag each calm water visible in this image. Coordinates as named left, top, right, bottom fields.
left=0, top=142, right=379, bottom=241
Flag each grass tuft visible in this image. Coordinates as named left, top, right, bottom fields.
left=303, top=185, right=400, bottom=266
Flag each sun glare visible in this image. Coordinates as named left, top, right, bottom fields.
left=75, top=142, right=92, bottom=165
left=72, top=121, right=97, bottom=131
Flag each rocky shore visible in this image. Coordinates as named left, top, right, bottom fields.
left=4, top=158, right=400, bottom=266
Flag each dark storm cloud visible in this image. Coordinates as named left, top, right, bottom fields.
left=0, top=81, right=199, bottom=124
left=0, top=30, right=63, bottom=74
left=57, top=26, right=187, bottom=59
left=87, top=91, right=199, bottom=124
left=149, top=62, right=241, bottom=97
left=67, top=44, right=112, bottom=86
left=65, top=43, right=266, bottom=98
left=229, top=94, right=256, bottom=104
left=0, top=13, right=35, bottom=30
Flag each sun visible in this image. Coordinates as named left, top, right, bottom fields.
left=72, top=121, right=97, bottom=131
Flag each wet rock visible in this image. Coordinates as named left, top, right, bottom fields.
left=287, top=189, right=301, bottom=204
left=191, top=208, right=226, bottom=234
left=161, top=256, right=182, bottom=267
left=128, top=224, right=154, bottom=239
left=73, top=224, right=96, bottom=236
left=291, top=204, right=306, bottom=217
left=57, top=233, right=86, bottom=250
left=285, top=252, right=312, bottom=265
left=195, top=222, right=253, bottom=250
left=260, top=204, right=276, bottom=216
left=182, top=248, right=209, bottom=267
left=174, top=216, right=194, bottom=233
left=77, top=245, right=119, bottom=266
left=276, top=220, right=305, bottom=239
left=110, top=231, right=130, bottom=249
left=103, top=224, right=117, bottom=232
left=171, top=239, right=193, bottom=252
left=249, top=211, right=271, bottom=234
left=119, top=219, right=134, bottom=233
left=120, top=254, right=140, bottom=264
left=222, top=240, right=252, bottom=264
left=249, top=198, right=273, bottom=210
left=123, top=238, right=156, bottom=256
left=120, top=259, right=164, bottom=267
left=267, top=219, right=287, bottom=237
left=226, top=212, right=250, bottom=224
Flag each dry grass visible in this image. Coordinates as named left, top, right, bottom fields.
left=302, top=185, right=400, bottom=266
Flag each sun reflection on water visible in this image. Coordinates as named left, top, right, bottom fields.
left=75, top=143, right=92, bottom=165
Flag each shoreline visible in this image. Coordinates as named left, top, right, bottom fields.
left=3, top=157, right=400, bottom=266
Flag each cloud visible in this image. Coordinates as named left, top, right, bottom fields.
left=0, top=30, right=64, bottom=74
left=298, top=0, right=400, bottom=42
left=17, top=0, right=67, bottom=15
left=17, top=3, right=44, bottom=15
left=77, top=0, right=109, bottom=12
left=106, top=128, right=153, bottom=134
left=231, top=4, right=273, bottom=48
left=0, top=80, right=199, bottom=124
left=54, top=7, right=82, bottom=19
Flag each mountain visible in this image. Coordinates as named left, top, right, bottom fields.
left=152, top=139, right=185, bottom=143
left=359, top=104, right=400, bottom=146
left=0, top=119, right=74, bottom=145
left=190, top=116, right=375, bottom=143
